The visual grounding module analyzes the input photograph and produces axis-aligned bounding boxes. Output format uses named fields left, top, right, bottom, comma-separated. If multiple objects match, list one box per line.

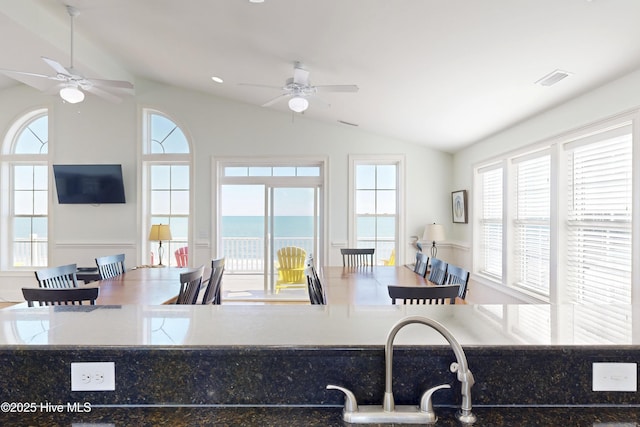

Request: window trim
left=1, top=108, right=49, bottom=270
left=472, top=111, right=637, bottom=306
left=348, top=154, right=405, bottom=265
left=140, top=108, right=194, bottom=267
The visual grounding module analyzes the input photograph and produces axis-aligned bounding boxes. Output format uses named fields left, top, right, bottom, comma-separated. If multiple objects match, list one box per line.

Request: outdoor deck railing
left=221, top=237, right=314, bottom=273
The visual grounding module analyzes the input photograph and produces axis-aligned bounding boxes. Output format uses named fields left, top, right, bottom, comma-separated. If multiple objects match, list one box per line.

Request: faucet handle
left=419, top=384, right=451, bottom=423
left=326, top=384, right=359, bottom=413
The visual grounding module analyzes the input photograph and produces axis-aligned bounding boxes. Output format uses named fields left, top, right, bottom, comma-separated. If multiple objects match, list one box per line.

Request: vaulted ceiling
left=2, top=0, right=640, bottom=152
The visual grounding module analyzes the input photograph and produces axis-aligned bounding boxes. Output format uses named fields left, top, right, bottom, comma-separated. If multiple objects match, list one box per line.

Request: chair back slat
left=22, top=287, right=99, bottom=307
left=202, top=257, right=225, bottom=305
left=414, top=252, right=430, bottom=278
left=388, top=285, right=459, bottom=305
left=176, top=266, right=205, bottom=305
left=95, top=254, right=126, bottom=280
left=428, top=258, right=448, bottom=285
left=305, top=265, right=326, bottom=305
left=35, top=264, right=79, bottom=289
left=341, top=248, right=375, bottom=267
left=445, top=264, right=470, bottom=300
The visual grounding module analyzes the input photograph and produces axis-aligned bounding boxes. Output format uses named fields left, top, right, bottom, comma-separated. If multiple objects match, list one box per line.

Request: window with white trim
left=513, top=152, right=550, bottom=296
left=349, top=156, right=404, bottom=265
left=564, top=125, right=632, bottom=304
left=474, top=118, right=633, bottom=310
left=142, top=110, right=191, bottom=266
left=1, top=109, right=49, bottom=268
left=477, top=165, right=503, bottom=280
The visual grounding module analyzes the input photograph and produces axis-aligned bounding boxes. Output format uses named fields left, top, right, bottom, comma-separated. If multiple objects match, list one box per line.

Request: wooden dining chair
left=387, top=285, right=460, bottom=305
left=341, top=248, right=375, bottom=267
left=176, top=265, right=205, bottom=305
left=22, top=286, right=99, bottom=307
left=427, top=258, right=448, bottom=285
left=202, top=257, right=225, bottom=305
left=414, top=252, right=430, bottom=278
left=95, top=254, right=126, bottom=280
left=34, top=264, right=79, bottom=289
left=445, top=264, right=470, bottom=300
left=305, top=266, right=326, bottom=305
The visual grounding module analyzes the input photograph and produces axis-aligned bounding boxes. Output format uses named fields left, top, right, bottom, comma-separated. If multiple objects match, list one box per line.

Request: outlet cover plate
left=592, top=362, right=637, bottom=392
left=71, top=362, right=115, bottom=391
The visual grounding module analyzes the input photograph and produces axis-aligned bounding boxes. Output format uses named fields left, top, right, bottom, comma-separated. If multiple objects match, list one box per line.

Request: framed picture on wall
left=452, top=190, right=468, bottom=223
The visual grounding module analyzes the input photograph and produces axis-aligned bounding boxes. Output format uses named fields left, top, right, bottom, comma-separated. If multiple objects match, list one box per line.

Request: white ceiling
left=2, top=0, right=640, bottom=152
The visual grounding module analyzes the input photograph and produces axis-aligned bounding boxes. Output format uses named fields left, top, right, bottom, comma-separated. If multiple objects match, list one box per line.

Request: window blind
left=479, top=167, right=503, bottom=279
left=565, top=125, right=632, bottom=344
left=514, top=155, right=550, bottom=296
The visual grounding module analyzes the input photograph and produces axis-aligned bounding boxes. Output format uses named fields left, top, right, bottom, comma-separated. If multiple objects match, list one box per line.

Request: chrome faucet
left=328, top=315, right=476, bottom=424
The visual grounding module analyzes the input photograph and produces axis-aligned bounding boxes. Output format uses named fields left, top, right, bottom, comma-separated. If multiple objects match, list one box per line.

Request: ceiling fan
left=240, top=62, right=358, bottom=113
left=0, top=5, right=133, bottom=104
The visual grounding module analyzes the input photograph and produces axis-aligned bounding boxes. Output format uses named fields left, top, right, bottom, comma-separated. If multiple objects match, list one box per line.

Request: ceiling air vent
left=535, top=69, right=572, bottom=87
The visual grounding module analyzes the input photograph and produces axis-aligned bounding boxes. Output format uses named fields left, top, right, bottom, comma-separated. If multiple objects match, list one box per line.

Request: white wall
left=452, top=67, right=640, bottom=303
left=0, top=78, right=453, bottom=300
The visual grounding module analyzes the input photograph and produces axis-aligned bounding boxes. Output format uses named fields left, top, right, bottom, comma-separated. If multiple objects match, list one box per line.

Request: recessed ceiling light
left=211, top=76, right=224, bottom=83
left=249, top=0, right=265, bottom=3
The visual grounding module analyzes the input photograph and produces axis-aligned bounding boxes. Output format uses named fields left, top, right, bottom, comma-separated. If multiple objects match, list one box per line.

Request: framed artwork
left=452, top=190, right=468, bottom=223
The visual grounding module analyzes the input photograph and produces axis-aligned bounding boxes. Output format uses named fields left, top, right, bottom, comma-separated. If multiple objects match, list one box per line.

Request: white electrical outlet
left=71, top=362, right=115, bottom=391
left=592, top=362, right=637, bottom=392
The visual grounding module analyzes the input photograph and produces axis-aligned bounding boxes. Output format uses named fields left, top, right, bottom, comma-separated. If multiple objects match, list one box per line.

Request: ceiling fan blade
left=293, top=66, right=310, bottom=86
left=83, top=85, right=123, bottom=103
left=238, top=82, right=284, bottom=90
left=314, top=84, right=359, bottom=93
left=0, top=68, right=62, bottom=80
left=308, top=94, right=331, bottom=109
left=87, top=77, right=134, bottom=89
left=41, top=57, right=72, bottom=76
left=261, top=93, right=289, bottom=107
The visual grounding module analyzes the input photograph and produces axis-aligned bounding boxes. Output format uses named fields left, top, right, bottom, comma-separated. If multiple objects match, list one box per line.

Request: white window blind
left=513, top=155, right=550, bottom=296
left=565, top=127, right=632, bottom=306
left=479, top=167, right=503, bottom=279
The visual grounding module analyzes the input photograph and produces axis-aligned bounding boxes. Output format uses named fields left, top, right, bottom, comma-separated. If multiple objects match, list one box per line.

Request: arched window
left=142, top=109, right=191, bottom=266
left=1, top=109, right=49, bottom=268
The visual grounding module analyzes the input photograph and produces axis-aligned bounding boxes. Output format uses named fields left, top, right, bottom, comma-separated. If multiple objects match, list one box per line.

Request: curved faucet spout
left=384, top=316, right=476, bottom=424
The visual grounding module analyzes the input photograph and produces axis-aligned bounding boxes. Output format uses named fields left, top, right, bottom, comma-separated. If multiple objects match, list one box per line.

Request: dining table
left=87, top=266, right=207, bottom=305
left=320, top=265, right=462, bottom=305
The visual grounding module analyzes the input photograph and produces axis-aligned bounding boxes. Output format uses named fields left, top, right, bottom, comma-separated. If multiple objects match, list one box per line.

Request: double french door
left=218, top=162, right=324, bottom=294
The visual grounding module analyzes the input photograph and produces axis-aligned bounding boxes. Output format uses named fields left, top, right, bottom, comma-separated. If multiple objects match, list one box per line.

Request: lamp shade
left=59, top=86, right=85, bottom=103
left=288, top=96, right=309, bottom=113
left=148, top=224, right=172, bottom=241
left=423, top=223, right=445, bottom=243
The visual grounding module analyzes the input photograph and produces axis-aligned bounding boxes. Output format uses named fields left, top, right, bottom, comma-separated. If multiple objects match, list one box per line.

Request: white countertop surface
left=1, top=303, right=635, bottom=347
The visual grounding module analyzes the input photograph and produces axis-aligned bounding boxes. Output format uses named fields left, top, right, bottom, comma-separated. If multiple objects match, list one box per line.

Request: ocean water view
left=221, top=215, right=395, bottom=238
left=221, top=216, right=314, bottom=237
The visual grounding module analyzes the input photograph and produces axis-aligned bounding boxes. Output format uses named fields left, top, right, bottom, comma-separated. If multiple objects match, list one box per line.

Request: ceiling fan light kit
left=288, top=96, right=309, bottom=112
left=0, top=4, right=133, bottom=104
left=240, top=61, right=358, bottom=113
left=59, top=85, right=85, bottom=103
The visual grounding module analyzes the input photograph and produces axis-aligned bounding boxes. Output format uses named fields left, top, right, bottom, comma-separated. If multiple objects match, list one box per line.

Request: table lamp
left=148, top=224, right=172, bottom=266
left=423, top=223, right=445, bottom=258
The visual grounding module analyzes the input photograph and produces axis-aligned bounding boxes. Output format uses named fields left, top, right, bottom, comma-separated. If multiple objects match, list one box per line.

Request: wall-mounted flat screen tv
left=53, top=164, right=126, bottom=204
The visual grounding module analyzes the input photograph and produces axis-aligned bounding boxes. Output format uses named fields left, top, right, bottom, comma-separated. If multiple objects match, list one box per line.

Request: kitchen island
left=0, top=304, right=638, bottom=425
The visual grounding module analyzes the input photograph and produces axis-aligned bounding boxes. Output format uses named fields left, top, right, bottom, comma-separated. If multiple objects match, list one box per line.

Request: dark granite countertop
left=1, top=405, right=639, bottom=426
